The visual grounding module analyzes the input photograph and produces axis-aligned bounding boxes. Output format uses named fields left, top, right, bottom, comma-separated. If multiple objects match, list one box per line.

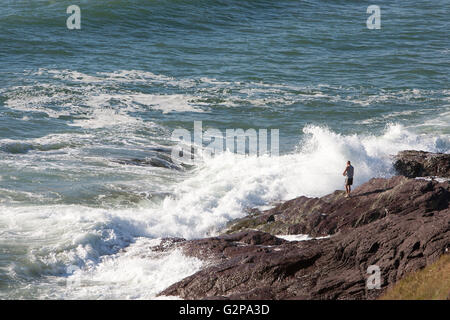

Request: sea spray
left=1, top=123, right=448, bottom=298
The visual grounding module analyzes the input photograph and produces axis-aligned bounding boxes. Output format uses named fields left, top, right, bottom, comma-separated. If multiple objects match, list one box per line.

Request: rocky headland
left=156, top=151, right=450, bottom=299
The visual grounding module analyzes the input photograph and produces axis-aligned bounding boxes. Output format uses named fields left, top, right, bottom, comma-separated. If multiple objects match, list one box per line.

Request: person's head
left=347, top=161, right=351, bottom=166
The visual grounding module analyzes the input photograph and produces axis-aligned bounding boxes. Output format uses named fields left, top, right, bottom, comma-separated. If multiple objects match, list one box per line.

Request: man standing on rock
left=343, top=161, right=354, bottom=197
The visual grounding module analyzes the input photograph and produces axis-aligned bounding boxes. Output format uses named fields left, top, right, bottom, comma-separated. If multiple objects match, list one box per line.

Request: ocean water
left=0, top=0, right=449, bottom=299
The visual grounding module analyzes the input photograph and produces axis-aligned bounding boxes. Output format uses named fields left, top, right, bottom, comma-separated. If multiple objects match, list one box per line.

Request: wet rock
left=393, top=150, right=450, bottom=178
left=114, top=156, right=185, bottom=170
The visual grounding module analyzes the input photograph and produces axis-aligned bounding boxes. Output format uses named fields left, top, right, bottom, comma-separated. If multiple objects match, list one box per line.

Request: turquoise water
left=0, top=0, right=449, bottom=299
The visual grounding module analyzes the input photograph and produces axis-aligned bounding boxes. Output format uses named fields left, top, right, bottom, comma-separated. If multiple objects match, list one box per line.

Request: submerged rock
left=113, top=154, right=188, bottom=171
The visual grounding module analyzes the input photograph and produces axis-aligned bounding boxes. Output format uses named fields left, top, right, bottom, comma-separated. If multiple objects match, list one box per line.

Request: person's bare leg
left=348, top=185, right=351, bottom=197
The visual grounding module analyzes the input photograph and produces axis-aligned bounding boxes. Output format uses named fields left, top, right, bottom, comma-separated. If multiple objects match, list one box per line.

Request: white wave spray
left=1, top=123, right=448, bottom=299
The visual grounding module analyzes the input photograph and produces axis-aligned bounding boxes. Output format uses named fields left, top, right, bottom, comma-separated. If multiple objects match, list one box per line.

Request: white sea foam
left=160, top=123, right=448, bottom=232
left=3, top=86, right=205, bottom=124
left=415, top=177, right=450, bottom=182
left=0, top=205, right=203, bottom=299
left=5, top=70, right=449, bottom=125
left=414, top=107, right=450, bottom=130
left=2, top=70, right=211, bottom=127
left=1, top=123, right=448, bottom=299
left=46, top=241, right=203, bottom=300
left=276, top=234, right=331, bottom=242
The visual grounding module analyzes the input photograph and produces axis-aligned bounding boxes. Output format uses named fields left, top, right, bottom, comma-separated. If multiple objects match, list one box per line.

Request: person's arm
left=343, top=167, right=347, bottom=176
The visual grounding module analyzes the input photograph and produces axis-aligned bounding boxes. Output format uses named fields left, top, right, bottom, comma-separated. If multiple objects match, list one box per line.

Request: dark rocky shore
left=157, top=151, right=450, bottom=300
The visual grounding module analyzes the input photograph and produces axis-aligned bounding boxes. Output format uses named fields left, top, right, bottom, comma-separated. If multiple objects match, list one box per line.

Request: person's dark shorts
left=345, top=178, right=353, bottom=186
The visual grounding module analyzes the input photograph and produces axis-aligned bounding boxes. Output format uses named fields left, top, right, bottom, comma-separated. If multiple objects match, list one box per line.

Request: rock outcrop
left=394, top=150, right=450, bottom=178
left=226, top=176, right=449, bottom=237
left=156, top=151, right=450, bottom=300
